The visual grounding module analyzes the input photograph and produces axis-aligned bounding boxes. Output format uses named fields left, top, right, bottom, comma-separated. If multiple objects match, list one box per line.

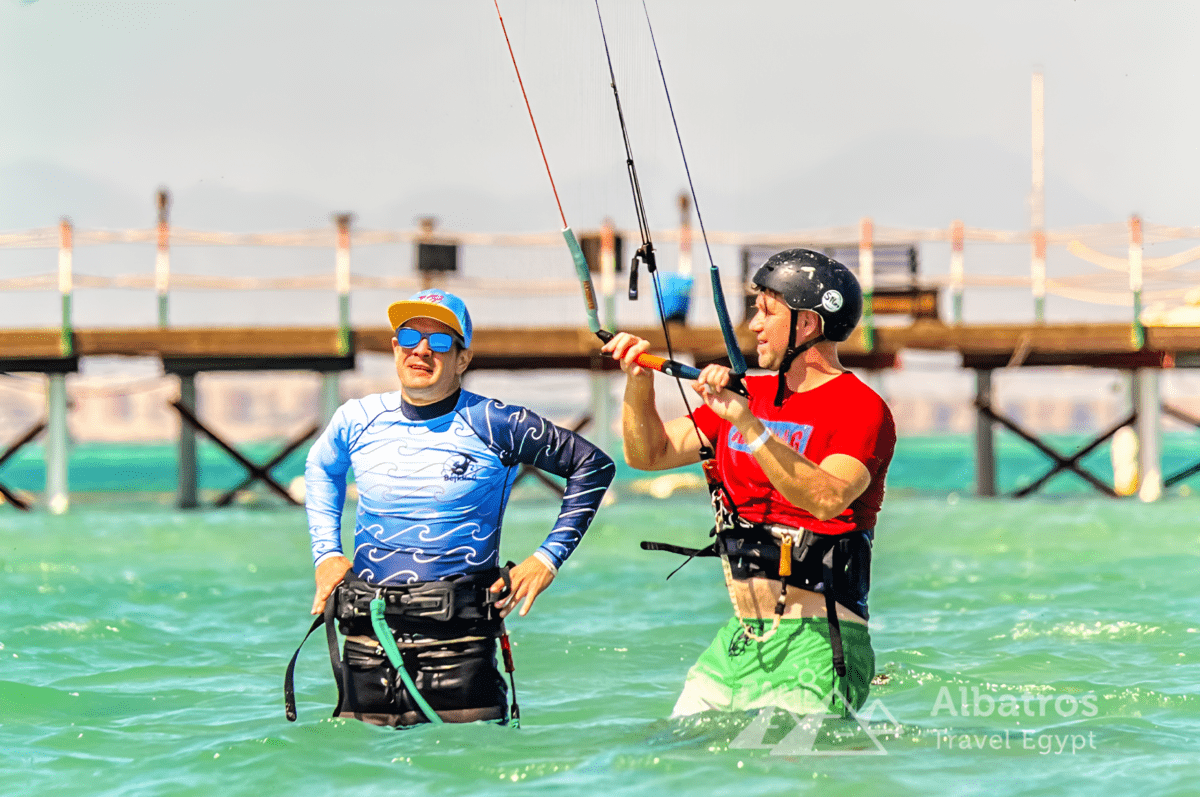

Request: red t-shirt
left=692, top=372, right=896, bottom=535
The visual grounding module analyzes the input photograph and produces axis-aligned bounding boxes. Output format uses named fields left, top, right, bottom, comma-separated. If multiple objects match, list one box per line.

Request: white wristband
left=532, top=550, right=559, bottom=575
left=744, top=427, right=772, bottom=453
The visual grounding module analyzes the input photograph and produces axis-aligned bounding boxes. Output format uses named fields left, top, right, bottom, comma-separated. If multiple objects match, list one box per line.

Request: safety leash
left=491, top=562, right=522, bottom=728
left=369, top=592, right=445, bottom=725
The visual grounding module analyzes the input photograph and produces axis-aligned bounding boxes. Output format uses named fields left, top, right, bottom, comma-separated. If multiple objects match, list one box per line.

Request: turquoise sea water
left=2, top=441, right=1200, bottom=795
left=2, top=431, right=1199, bottom=497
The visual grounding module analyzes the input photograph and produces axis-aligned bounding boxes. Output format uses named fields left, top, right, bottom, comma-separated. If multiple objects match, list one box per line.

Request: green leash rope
left=369, top=595, right=444, bottom=725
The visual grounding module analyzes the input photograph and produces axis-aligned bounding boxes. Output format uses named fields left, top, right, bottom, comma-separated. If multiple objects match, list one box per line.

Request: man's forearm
left=732, top=416, right=863, bottom=521
left=620, top=376, right=670, bottom=470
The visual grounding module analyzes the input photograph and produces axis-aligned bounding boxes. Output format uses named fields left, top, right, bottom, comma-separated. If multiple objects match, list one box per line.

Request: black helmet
left=751, top=249, right=862, bottom=342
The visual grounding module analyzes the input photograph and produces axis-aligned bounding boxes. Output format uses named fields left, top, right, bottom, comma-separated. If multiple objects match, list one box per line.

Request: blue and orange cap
left=386, top=289, right=473, bottom=349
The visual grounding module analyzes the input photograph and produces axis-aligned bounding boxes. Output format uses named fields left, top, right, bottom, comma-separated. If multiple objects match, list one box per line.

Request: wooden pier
left=2, top=189, right=1198, bottom=509
left=2, top=319, right=1199, bottom=511
left=6, top=318, right=1194, bottom=370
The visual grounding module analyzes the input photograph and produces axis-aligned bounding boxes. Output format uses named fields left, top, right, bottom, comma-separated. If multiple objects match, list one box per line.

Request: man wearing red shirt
left=603, top=249, right=895, bottom=716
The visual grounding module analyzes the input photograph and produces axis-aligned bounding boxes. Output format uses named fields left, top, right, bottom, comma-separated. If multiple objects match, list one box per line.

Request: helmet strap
left=773, top=309, right=825, bottom=407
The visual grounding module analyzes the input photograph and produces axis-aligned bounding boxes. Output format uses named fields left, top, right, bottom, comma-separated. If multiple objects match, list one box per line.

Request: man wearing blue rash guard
left=302, top=289, right=615, bottom=726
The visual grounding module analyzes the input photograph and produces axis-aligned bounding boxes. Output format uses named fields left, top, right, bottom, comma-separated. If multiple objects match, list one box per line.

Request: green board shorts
left=672, top=616, right=874, bottom=717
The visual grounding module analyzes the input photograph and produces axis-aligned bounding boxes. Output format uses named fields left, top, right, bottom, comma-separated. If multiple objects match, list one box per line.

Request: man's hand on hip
left=312, top=555, right=353, bottom=615
left=489, top=555, right=556, bottom=619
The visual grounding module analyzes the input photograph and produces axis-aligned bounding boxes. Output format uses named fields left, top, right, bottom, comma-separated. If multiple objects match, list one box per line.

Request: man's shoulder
left=828, top=373, right=895, bottom=436
left=348, top=390, right=402, bottom=410
left=332, top=392, right=402, bottom=424
left=458, top=390, right=530, bottom=418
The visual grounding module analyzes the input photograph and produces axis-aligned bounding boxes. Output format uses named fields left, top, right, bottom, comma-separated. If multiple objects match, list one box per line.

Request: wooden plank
left=75, top=327, right=344, bottom=357
left=0, top=321, right=1193, bottom=373
left=961, top=351, right=1169, bottom=370
left=866, top=322, right=1193, bottom=356
left=872, top=288, right=940, bottom=319
left=946, top=323, right=1141, bottom=354
left=1146, top=326, right=1200, bottom=351
left=355, top=324, right=759, bottom=361
left=0, top=329, right=66, bottom=359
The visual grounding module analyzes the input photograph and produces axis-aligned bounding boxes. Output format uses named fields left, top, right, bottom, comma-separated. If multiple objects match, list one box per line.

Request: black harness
left=641, top=524, right=870, bottom=678
left=642, top=462, right=872, bottom=678
left=284, top=566, right=519, bottom=724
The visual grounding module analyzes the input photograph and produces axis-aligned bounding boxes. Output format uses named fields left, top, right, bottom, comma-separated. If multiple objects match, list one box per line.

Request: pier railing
left=3, top=202, right=1200, bottom=356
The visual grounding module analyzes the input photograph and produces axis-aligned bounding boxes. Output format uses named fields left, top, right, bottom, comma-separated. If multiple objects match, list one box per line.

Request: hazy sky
left=3, top=0, right=1198, bottom=234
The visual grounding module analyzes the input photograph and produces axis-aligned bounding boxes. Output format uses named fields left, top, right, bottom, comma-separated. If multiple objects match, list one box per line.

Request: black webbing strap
left=821, top=545, right=847, bottom=678
left=498, top=563, right=513, bottom=600
left=645, top=510, right=856, bottom=682
left=284, top=614, right=323, bottom=722
left=773, top=315, right=825, bottom=408
left=283, top=591, right=345, bottom=722
left=640, top=539, right=719, bottom=580
left=774, top=309, right=800, bottom=406
left=325, top=591, right=346, bottom=717
left=639, top=540, right=717, bottom=558
left=492, top=562, right=521, bottom=726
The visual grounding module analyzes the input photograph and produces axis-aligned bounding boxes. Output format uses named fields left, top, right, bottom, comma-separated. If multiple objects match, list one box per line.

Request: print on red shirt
left=692, top=373, right=896, bottom=536
left=729, top=422, right=813, bottom=455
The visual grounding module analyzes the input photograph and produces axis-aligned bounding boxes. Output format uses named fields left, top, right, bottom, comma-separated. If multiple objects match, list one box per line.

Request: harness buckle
left=387, top=583, right=455, bottom=622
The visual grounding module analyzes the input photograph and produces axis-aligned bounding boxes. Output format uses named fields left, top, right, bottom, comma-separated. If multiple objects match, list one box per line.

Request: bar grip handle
left=592, top=331, right=746, bottom=395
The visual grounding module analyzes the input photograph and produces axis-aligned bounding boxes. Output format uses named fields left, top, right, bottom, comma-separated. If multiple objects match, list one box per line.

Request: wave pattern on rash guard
left=305, top=390, right=614, bottom=584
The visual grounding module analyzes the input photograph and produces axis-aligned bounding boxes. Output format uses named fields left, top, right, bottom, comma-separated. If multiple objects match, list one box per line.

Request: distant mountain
left=168, top=184, right=335, bottom=232
left=0, top=161, right=147, bottom=230
left=2, top=133, right=1119, bottom=236
left=700, top=133, right=1117, bottom=232
left=366, top=184, right=551, bottom=233
left=0, top=162, right=347, bottom=233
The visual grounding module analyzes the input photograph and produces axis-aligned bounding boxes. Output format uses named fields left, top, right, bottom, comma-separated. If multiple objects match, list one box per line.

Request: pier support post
left=177, top=374, right=199, bottom=509
left=1135, top=367, right=1162, bottom=502
left=319, top=372, right=341, bottom=427
left=45, top=374, right=69, bottom=514
left=858, top=217, right=876, bottom=351
left=974, top=369, right=996, bottom=497
left=156, top=189, right=171, bottom=328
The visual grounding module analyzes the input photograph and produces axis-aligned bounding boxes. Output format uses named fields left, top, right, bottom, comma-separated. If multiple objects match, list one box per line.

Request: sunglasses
left=396, top=327, right=461, bottom=353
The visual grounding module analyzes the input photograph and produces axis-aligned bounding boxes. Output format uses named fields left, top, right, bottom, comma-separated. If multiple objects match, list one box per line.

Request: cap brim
left=387, top=301, right=466, bottom=339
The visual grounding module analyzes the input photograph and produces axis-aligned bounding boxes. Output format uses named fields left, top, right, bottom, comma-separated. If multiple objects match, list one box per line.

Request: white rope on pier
left=2, top=220, right=1197, bottom=313
left=1144, top=223, right=1200, bottom=243
left=0, top=274, right=58, bottom=290
left=73, top=230, right=156, bottom=245
left=7, top=219, right=1200, bottom=251
left=1068, top=240, right=1200, bottom=274
left=1046, top=283, right=1196, bottom=306
left=0, top=271, right=587, bottom=294
left=0, top=229, right=59, bottom=248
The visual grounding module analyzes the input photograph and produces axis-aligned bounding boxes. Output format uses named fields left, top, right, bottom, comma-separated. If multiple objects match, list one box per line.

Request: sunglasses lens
left=427, top=333, right=454, bottom=353
left=397, top=328, right=456, bottom=352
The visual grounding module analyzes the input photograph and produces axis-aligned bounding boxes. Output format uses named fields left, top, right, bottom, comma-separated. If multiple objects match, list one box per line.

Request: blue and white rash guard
left=305, top=389, right=615, bottom=585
